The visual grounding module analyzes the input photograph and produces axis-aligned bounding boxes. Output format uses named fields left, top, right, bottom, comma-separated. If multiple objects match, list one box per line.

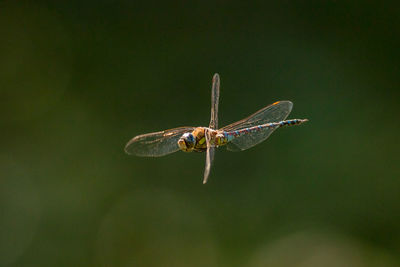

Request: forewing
left=124, top=127, right=194, bottom=157
left=209, top=73, right=220, bottom=130
left=222, top=101, right=293, bottom=151
left=203, top=130, right=215, bottom=184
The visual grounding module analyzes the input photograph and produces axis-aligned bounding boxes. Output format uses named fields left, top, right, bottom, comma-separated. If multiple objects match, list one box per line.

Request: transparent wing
left=209, top=73, right=220, bottom=130
left=204, top=73, right=219, bottom=183
left=203, top=129, right=215, bottom=184
left=124, top=127, right=194, bottom=157
left=222, top=101, right=293, bottom=151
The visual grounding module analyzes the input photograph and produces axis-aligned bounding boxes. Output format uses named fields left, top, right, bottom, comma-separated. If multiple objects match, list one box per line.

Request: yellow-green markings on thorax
left=192, top=128, right=207, bottom=151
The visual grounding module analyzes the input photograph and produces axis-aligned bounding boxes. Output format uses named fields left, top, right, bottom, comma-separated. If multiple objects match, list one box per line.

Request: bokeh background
left=1, top=1, right=399, bottom=266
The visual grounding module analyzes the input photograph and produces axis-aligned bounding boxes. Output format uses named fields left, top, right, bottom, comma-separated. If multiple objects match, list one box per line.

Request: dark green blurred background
left=1, top=1, right=399, bottom=266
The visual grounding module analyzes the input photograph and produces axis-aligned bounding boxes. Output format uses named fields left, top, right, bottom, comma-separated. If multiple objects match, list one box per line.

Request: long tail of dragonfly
left=225, top=119, right=308, bottom=140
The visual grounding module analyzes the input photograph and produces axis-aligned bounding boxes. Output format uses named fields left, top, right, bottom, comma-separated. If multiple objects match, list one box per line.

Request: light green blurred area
left=1, top=1, right=399, bottom=266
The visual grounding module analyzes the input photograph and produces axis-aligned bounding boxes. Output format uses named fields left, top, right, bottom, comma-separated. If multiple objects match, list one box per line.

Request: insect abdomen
left=225, top=119, right=308, bottom=139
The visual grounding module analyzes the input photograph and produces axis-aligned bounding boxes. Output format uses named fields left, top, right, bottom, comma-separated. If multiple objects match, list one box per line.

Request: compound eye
left=183, top=133, right=192, bottom=142
left=188, top=133, right=195, bottom=142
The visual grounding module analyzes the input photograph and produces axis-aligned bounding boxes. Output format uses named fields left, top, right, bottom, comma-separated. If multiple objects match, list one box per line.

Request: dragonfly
left=125, top=73, right=308, bottom=184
